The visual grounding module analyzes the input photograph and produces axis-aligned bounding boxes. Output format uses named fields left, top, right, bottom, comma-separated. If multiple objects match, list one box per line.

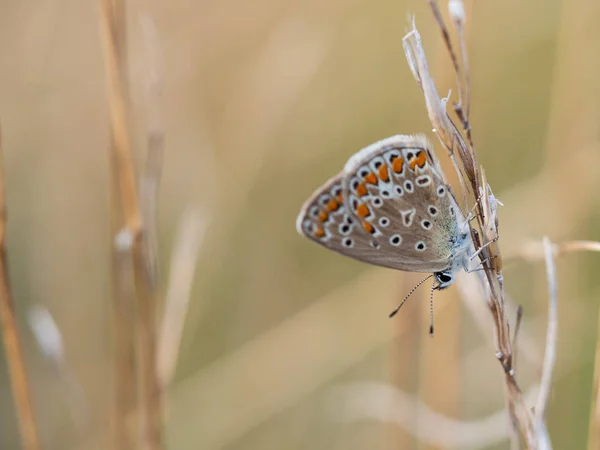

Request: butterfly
left=296, top=134, right=473, bottom=330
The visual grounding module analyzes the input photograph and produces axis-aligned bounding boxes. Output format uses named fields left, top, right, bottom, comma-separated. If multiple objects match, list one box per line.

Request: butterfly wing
left=297, top=135, right=466, bottom=273
left=296, top=173, right=382, bottom=263
left=340, top=134, right=465, bottom=272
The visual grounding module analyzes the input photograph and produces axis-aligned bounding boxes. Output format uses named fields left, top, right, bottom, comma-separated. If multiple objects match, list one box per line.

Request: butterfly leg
left=469, top=236, right=499, bottom=261
left=467, top=254, right=499, bottom=272
left=460, top=192, right=484, bottom=234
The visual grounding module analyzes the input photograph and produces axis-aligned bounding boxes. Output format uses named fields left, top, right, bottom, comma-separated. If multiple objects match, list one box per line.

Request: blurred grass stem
left=0, top=124, right=40, bottom=450
left=158, top=208, right=206, bottom=387
left=535, top=238, right=558, bottom=436
left=99, top=1, right=164, bottom=448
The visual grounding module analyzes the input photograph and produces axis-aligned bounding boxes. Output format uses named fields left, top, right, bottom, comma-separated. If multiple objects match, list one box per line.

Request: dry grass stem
left=535, top=238, right=558, bottom=429
left=99, top=0, right=141, bottom=232
left=0, top=124, right=40, bottom=450
left=448, top=0, right=471, bottom=121
left=101, top=0, right=139, bottom=446
left=589, top=295, right=600, bottom=449
left=99, top=1, right=164, bottom=448
left=158, top=208, right=207, bottom=387
left=427, top=0, right=467, bottom=123
left=111, top=222, right=138, bottom=449
left=140, top=15, right=164, bottom=288
left=514, top=240, right=600, bottom=264
left=513, top=305, right=525, bottom=372
left=403, top=4, right=552, bottom=446
left=332, top=382, right=539, bottom=449
left=457, top=273, right=542, bottom=368
left=582, top=245, right=600, bottom=448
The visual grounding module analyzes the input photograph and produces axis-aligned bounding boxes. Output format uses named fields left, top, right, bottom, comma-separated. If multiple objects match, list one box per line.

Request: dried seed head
left=448, top=0, right=465, bottom=25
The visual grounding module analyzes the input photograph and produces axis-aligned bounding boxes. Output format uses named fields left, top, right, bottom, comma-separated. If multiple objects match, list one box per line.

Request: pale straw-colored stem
left=332, top=381, right=539, bottom=450
left=534, top=237, right=558, bottom=444
left=99, top=1, right=163, bottom=448
left=158, top=208, right=207, bottom=387
left=0, top=123, right=40, bottom=450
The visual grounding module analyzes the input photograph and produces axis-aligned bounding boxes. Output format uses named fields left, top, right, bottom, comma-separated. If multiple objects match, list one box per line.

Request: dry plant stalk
left=158, top=208, right=206, bottom=388
left=334, top=381, right=540, bottom=449
left=403, top=2, right=558, bottom=447
left=535, top=237, right=558, bottom=446
left=0, top=125, right=40, bottom=450
left=99, top=1, right=164, bottom=449
left=590, top=293, right=600, bottom=449
left=511, top=239, right=600, bottom=263
left=140, top=15, right=164, bottom=289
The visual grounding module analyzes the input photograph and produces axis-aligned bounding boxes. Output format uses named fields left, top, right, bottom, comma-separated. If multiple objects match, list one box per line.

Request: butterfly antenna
left=389, top=274, right=433, bottom=318
left=429, top=278, right=436, bottom=337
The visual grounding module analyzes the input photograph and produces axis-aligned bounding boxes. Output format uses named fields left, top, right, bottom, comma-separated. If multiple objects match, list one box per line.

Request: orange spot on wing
left=318, top=210, right=329, bottom=222
left=337, top=194, right=344, bottom=204
left=326, top=199, right=339, bottom=211
left=356, top=203, right=370, bottom=218
left=392, top=157, right=404, bottom=173
left=356, top=183, right=368, bottom=197
left=410, top=151, right=427, bottom=170
left=378, top=164, right=389, bottom=182
left=364, top=172, right=378, bottom=185
left=363, top=221, right=375, bottom=234
left=314, top=226, right=325, bottom=238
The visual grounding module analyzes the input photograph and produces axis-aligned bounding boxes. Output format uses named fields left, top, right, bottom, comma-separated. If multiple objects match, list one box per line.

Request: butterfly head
left=433, top=271, right=454, bottom=290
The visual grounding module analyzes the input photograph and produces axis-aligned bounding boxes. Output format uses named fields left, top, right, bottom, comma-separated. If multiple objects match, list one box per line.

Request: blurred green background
left=1, top=0, right=600, bottom=448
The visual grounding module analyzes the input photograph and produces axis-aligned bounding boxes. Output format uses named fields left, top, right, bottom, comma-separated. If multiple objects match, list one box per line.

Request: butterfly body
left=297, top=134, right=472, bottom=290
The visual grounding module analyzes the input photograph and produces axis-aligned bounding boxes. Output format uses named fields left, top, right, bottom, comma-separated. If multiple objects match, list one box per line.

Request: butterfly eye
left=437, top=272, right=453, bottom=284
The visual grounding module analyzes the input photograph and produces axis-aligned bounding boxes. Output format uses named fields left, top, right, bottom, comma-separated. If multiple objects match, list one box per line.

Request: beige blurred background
left=1, top=0, right=599, bottom=449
